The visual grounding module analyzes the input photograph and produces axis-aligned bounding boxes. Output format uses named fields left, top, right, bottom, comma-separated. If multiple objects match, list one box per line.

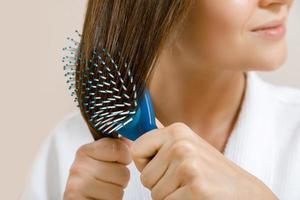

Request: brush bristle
left=62, top=30, right=81, bottom=106
left=62, top=30, right=138, bottom=139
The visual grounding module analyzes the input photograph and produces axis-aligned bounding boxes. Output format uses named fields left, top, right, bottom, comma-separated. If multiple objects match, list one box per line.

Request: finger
left=82, top=138, right=132, bottom=165
left=130, top=129, right=166, bottom=172
left=151, top=161, right=181, bottom=200
left=70, top=173, right=124, bottom=200
left=164, top=185, right=192, bottom=200
left=64, top=193, right=94, bottom=200
left=139, top=143, right=170, bottom=189
left=80, top=156, right=130, bottom=188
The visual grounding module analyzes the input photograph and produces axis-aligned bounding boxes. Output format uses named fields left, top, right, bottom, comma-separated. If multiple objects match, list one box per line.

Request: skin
left=148, top=0, right=293, bottom=151
left=64, top=137, right=133, bottom=200
left=64, top=0, right=294, bottom=199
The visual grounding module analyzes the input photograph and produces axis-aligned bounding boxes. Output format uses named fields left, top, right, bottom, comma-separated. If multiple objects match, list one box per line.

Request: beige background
left=0, top=0, right=298, bottom=199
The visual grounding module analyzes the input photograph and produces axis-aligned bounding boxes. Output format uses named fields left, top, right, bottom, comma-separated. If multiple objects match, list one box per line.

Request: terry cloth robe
left=20, top=71, right=300, bottom=200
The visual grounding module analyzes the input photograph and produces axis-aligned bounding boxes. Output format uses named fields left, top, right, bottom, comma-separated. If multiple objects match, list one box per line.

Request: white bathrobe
left=20, top=71, right=300, bottom=200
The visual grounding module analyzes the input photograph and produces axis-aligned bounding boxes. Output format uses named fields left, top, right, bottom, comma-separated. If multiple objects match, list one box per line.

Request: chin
left=246, top=41, right=288, bottom=71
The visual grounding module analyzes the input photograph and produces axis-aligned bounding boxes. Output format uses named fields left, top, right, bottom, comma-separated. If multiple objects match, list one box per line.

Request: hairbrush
left=62, top=30, right=157, bottom=141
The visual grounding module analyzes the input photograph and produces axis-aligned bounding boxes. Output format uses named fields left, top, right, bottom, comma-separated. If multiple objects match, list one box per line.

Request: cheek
left=182, top=0, right=255, bottom=68
left=178, top=0, right=287, bottom=71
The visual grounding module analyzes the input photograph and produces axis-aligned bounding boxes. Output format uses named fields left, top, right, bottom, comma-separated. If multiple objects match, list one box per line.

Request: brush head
left=62, top=30, right=139, bottom=140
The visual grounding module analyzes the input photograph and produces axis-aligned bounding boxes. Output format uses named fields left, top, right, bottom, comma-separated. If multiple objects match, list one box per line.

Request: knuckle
left=124, top=167, right=131, bottom=181
left=108, top=186, right=124, bottom=200
left=69, top=163, right=82, bottom=177
left=75, top=144, right=90, bottom=157
left=188, top=178, right=206, bottom=197
left=178, top=159, right=200, bottom=179
left=63, top=192, right=79, bottom=200
left=170, top=140, right=194, bottom=158
left=167, top=122, right=191, bottom=139
left=65, top=177, right=84, bottom=194
left=114, top=189, right=124, bottom=200
left=119, top=167, right=131, bottom=187
left=151, top=187, right=162, bottom=200
left=171, top=122, right=189, bottom=133
left=95, top=138, right=116, bottom=150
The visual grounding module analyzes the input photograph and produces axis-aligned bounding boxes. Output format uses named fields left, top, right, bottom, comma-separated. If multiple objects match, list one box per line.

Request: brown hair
left=76, top=0, right=193, bottom=139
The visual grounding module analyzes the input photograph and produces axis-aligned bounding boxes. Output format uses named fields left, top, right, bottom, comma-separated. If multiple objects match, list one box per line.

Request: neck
left=147, top=48, right=246, bottom=152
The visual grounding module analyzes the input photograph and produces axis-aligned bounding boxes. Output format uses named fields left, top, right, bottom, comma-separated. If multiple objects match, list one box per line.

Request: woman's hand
left=130, top=120, right=278, bottom=200
left=64, top=137, right=133, bottom=200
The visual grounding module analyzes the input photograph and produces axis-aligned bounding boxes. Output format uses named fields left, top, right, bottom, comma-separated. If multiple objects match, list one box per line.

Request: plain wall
left=0, top=0, right=86, bottom=199
left=0, top=1, right=298, bottom=199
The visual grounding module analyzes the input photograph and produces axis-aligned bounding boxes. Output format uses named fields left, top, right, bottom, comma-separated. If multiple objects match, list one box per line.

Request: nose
left=259, top=0, right=293, bottom=8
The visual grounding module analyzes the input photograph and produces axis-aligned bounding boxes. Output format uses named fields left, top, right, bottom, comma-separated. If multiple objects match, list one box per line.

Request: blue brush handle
left=117, top=88, right=157, bottom=140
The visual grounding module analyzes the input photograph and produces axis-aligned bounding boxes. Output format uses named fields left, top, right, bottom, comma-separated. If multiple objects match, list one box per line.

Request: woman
left=21, top=0, right=300, bottom=199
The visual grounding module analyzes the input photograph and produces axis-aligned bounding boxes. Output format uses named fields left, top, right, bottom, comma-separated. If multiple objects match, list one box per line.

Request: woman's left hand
left=130, top=120, right=278, bottom=200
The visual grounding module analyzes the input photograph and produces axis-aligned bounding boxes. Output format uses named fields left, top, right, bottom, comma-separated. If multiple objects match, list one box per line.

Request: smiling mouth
left=250, top=19, right=286, bottom=40
left=251, top=19, right=285, bottom=31
left=251, top=25, right=286, bottom=40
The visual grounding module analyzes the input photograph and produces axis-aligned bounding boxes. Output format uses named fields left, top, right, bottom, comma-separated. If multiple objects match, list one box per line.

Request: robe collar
left=224, top=71, right=277, bottom=187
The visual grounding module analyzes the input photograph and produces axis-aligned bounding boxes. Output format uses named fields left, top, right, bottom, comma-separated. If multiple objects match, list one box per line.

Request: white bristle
left=63, top=31, right=139, bottom=138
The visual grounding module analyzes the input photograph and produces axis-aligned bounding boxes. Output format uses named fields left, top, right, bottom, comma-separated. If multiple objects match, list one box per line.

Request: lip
left=250, top=18, right=286, bottom=40
left=251, top=19, right=285, bottom=31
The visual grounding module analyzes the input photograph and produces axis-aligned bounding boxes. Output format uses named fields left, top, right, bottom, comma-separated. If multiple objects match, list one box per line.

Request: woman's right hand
left=63, top=137, right=133, bottom=200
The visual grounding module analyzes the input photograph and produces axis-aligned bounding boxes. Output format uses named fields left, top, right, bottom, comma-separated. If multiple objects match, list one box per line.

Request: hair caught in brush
left=75, top=0, right=193, bottom=140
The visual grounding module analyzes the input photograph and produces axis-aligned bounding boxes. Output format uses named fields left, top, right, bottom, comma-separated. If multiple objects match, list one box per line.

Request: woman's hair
left=76, top=0, right=193, bottom=138
left=77, top=0, right=192, bottom=97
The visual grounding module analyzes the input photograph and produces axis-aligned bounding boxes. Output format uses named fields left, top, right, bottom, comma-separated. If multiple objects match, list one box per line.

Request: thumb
left=155, top=118, right=165, bottom=129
